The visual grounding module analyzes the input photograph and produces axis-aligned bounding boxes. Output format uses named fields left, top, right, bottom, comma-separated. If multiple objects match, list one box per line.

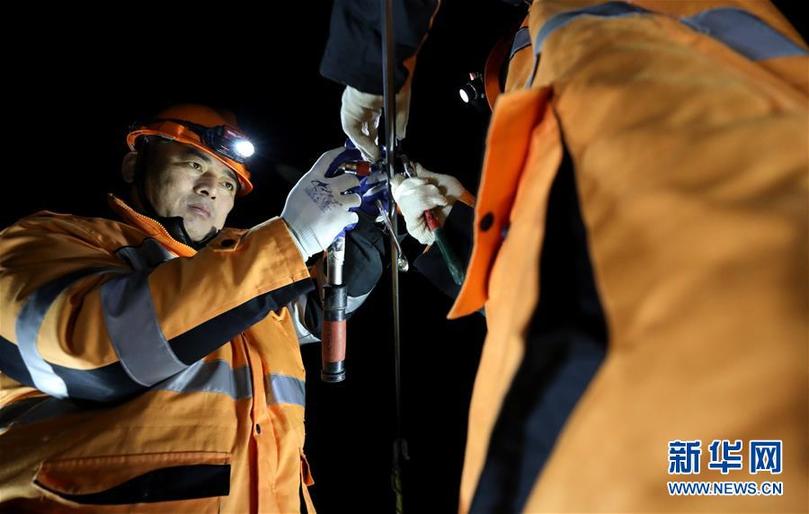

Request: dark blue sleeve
left=320, top=0, right=438, bottom=94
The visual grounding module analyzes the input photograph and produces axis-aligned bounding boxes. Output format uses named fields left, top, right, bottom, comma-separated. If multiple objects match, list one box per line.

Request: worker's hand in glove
left=390, top=163, right=468, bottom=246
left=282, top=148, right=362, bottom=260
left=340, top=85, right=411, bottom=162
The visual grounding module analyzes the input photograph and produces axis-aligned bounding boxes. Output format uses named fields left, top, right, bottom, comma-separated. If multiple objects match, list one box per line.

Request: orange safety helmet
left=127, top=104, right=255, bottom=195
left=482, top=33, right=512, bottom=111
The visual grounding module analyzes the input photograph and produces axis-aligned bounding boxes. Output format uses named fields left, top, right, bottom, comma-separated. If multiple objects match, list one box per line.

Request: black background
left=4, top=2, right=805, bottom=513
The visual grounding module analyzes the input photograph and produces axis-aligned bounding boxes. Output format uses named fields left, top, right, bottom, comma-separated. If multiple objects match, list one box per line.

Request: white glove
left=390, top=163, right=467, bottom=246
left=340, top=86, right=411, bottom=161
left=282, top=148, right=361, bottom=259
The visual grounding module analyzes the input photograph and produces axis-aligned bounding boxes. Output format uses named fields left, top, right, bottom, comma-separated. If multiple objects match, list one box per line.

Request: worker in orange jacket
left=323, top=0, right=808, bottom=512
left=0, top=104, right=386, bottom=513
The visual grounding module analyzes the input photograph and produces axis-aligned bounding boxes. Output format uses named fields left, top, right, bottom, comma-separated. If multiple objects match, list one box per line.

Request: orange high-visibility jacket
left=453, top=1, right=808, bottom=512
left=0, top=195, right=318, bottom=513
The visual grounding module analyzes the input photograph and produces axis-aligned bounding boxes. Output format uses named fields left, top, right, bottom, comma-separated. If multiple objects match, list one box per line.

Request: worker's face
left=145, top=142, right=238, bottom=241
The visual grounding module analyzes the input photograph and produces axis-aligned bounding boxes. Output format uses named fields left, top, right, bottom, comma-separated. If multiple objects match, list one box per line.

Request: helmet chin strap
left=132, top=144, right=220, bottom=250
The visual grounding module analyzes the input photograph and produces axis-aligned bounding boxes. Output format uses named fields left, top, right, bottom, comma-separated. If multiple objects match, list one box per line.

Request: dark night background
left=4, top=2, right=805, bottom=513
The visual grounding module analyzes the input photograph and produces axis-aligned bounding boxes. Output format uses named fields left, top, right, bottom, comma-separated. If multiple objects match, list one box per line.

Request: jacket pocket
left=33, top=451, right=230, bottom=509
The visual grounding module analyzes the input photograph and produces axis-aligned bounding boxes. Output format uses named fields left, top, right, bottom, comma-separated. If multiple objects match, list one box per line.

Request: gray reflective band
left=533, top=1, right=647, bottom=56
left=527, top=2, right=807, bottom=87
left=266, top=374, right=306, bottom=407
left=509, top=27, right=531, bottom=60
left=0, top=361, right=254, bottom=429
left=101, top=270, right=186, bottom=386
left=157, top=359, right=253, bottom=400
left=681, top=8, right=808, bottom=61
left=115, top=239, right=174, bottom=271
left=155, top=363, right=304, bottom=406
left=16, top=268, right=111, bottom=398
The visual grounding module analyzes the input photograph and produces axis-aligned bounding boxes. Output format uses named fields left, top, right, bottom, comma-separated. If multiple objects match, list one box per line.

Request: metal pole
left=381, top=1, right=408, bottom=512
left=381, top=0, right=400, bottom=434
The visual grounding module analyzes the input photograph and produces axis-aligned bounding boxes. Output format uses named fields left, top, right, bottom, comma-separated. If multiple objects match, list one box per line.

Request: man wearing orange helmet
left=0, top=104, right=386, bottom=513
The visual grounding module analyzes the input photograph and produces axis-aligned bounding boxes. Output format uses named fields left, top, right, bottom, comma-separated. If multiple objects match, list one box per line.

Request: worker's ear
left=121, top=152, right=138, bottom=184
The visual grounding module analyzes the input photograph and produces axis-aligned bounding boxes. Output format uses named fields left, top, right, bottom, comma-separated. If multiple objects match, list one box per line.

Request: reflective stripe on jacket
left=0, top=194, right=316, bottom=513
left=454, top=1, right=808, bottom=512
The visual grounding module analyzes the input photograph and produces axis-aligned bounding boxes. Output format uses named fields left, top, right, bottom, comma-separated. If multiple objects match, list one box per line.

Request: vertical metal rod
left=381, top=0, right=402, bottom=437
left=381, top=1, right=406, bottom=513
